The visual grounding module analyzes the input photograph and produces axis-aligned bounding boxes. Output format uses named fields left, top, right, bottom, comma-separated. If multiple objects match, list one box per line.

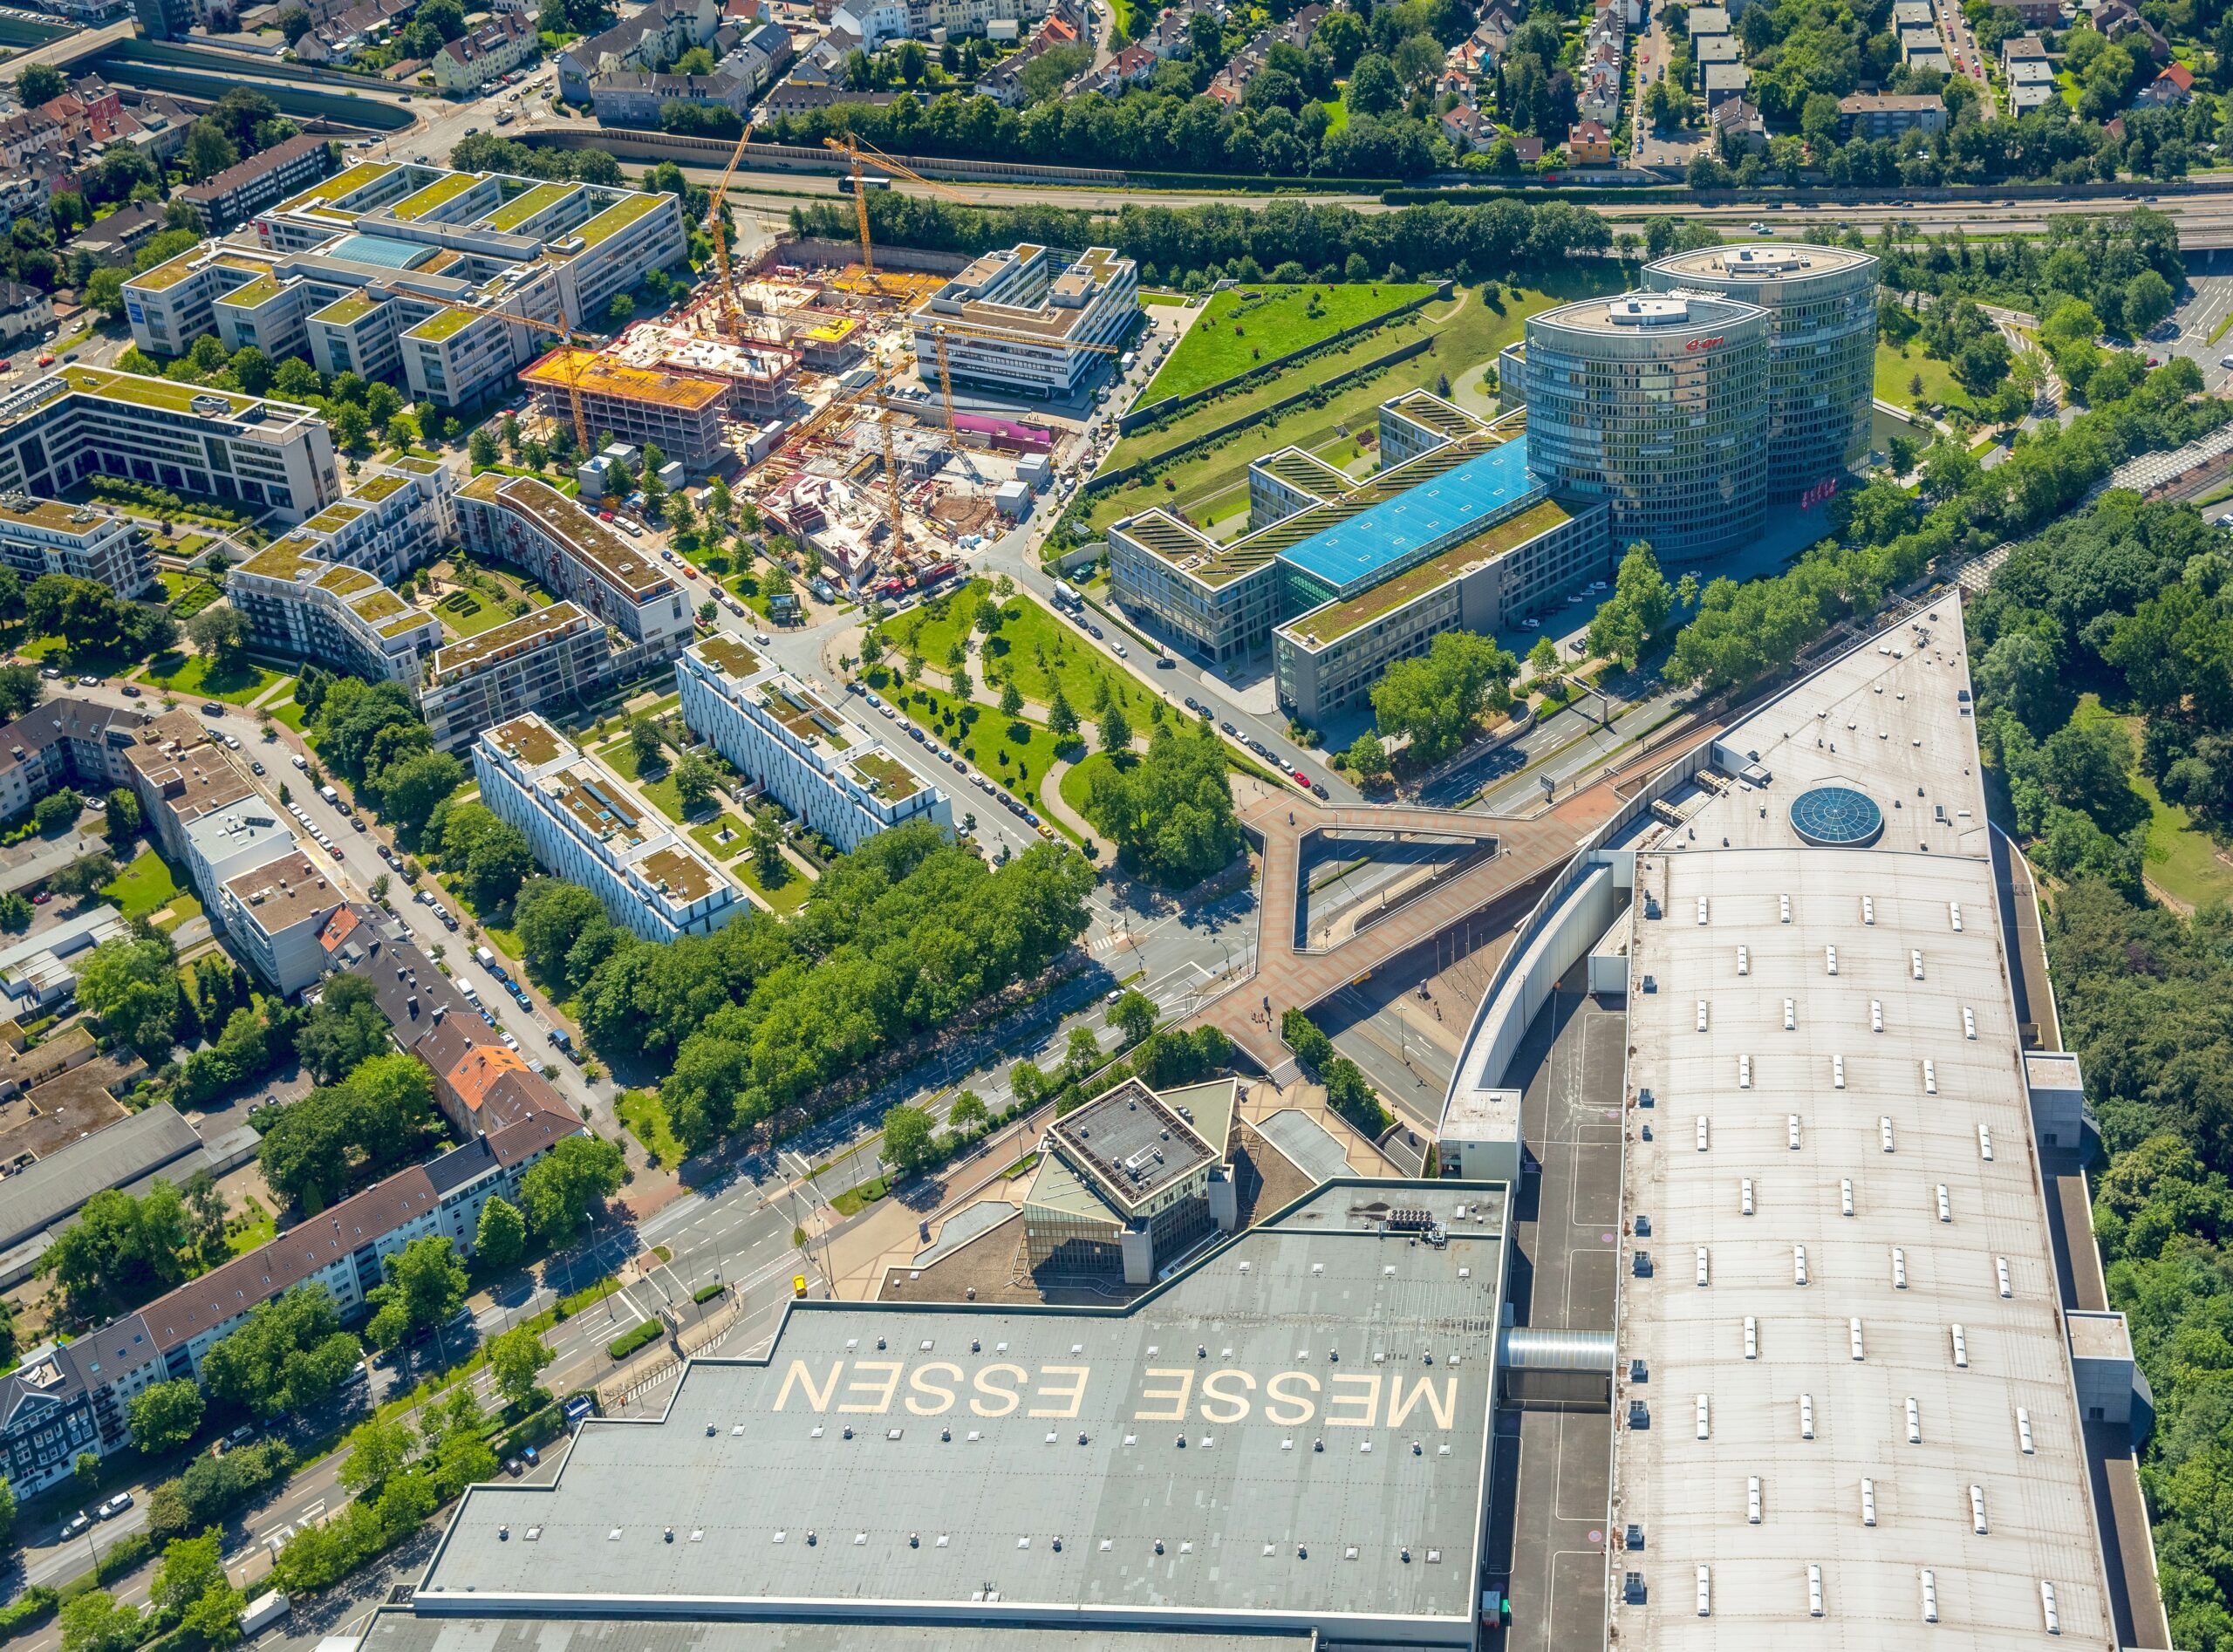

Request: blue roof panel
left=1278, top=435, right=1542, bottom=592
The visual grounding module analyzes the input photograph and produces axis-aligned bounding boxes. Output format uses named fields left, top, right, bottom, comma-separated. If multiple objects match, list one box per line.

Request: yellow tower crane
left=434, top=300, right=596, bottom=457
left=702, top=120, right=756, bottom=338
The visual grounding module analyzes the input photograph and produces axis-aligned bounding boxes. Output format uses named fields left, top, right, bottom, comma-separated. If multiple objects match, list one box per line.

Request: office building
left=674, top=633, right=952, bottom=851
left=420, top=602, right=615, bottom=752
left=1021, top=1075, right=1239, bottom=1283
left=1518, top=291, right=1769, bottom=557
left=471, top=713, right=746, bottom=941
left=909, top=242, right=1140, bottom=398
left=1438, top=612, right=2161, bottom=1649
left=0, top=495, right=155, bottom=597
left=454, top=472, right=693, bottom=658
left=122, top=162, right=687, bottom=406
left=518, top=349, right=733, bottom=468
left=1642, top=242, right=1879, bottom=497
left=0, top=367, right=339, bottom=523
left=1110, top=399, right=1608, bottom=691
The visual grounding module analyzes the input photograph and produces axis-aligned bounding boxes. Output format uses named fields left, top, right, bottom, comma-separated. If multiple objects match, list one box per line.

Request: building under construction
left=519, top=349, right=731, bottom=469
left=610, top=324, right=801, bottom=420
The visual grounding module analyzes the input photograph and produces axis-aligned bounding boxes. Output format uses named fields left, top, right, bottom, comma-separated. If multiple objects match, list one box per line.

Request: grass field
left=1874, top=339, right=1974, bottom=415
left=270, top=696, right=308, bottom=732
left=878, top=677, right=1074, bottom=827
left=139, top=651, right=284, bottom=706
left=880, top=580, right=1157, bottom=723
left=687, top=813, right=750, bottom=861
left=617, top=1088, right=686, bottom=1168
left=737, top=851, right=808, bottom=915
left=435, top=583, right=550, bottom=641
left=1090, top=273, right=1619, bottom=540
left=2072, top=697, right=2233, bottom=909
left=1060, top=749, right=1126, bottom=822
left=101, top=849, right=188, bottom=921
left=1137, top=282, right=1434, bottom=406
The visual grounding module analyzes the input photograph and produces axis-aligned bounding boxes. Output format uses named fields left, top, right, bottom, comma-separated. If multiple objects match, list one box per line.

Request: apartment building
left=229, top=535, right=443, bottom=687
left=909, top=242, right=1140, bottom=399
left=472, top=713, right=745, bottom=940
left=0, top=699, right=147, bottom=827
left=0, top=495, right=156, bottom=596
left=519, top=349, right=731, bottom=468
left=1838, top=90, right=1947, bottom=137
left=454, top=472, right=693, bottom=656
left=176, top=133, right=331, bottom=231
left=0, top=368, right=339, bottom=523
left=420, top=602, right=615, bottom=752
left=555, top=0, right=721, bottom=103
left=432, top=13, right=541, bottom=92
left=675, top=634, right=952, bottom=852
left=216, top=851, right=345, bottom=996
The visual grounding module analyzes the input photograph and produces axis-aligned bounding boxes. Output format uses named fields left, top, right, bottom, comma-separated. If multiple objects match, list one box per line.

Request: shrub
left=607, top=1321, right=664, bottom=1360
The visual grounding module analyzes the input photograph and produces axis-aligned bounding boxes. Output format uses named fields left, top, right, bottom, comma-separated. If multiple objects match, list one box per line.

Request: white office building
left=909, top=243, right=1140, bottom=399
left=675, top=634, right=952, bottom=852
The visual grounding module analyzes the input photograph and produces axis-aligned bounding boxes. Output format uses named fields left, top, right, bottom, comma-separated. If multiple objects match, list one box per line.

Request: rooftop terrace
left=562, top=190, right=666, bottom=253
left=274, top=159, right=398, bottom=216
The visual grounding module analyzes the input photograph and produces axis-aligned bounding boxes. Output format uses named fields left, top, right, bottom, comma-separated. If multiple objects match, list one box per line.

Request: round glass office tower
left=1642, top=242, right=1879, bottom=500
left=1522, top=292, right=1769, bottom=560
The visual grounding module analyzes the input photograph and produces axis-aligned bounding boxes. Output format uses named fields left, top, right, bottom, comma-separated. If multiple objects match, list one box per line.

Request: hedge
left=607, top=1321, right=664, bottom=1360
left=691, top=1281, right=726, bottom=1305
left=499, top=1401, right=563, bottom=1457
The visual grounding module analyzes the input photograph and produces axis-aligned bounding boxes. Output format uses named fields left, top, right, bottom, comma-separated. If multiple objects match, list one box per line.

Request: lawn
left=1092, top=273, right=1619, bottom=538
left=1060, top=749, right=1128, bottom=822
left=270, top=696, right=308, bottom=732
left=616, top=1088, right=686, bottom=1168
left=1874, top=338, right=1974, bottom=416
left=1137, top=281, right=1435, bottom=406
left=169, top=580, right=223, bottom=621
left=1142, top=290, right=1192, bottom=308
left=738, top=852, right=809, bottom=915
left=139, top=651, right=285, bottom=706
left=880, top=579, right=1157, bottom=725
left=101, top=849, right=189, bottom=921
left=434, top=584, right=549, bottom=641
left=877, top=677, right=1075, bottom=823
left=687, top=813, right=750, bottom=860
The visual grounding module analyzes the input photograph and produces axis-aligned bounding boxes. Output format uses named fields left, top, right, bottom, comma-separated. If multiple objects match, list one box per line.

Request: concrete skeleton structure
left=471, top=712, right=748, bottom=940
left=122, top=162, right=687, bottom=409
left=675, top=632, right=953, bottom=852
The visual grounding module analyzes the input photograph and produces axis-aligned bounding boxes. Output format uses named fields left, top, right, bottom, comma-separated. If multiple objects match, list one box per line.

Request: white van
left=475, top=945, right=497, bottom=969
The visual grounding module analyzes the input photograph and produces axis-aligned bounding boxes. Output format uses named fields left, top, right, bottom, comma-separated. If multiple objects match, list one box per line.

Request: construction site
left=505, top=130, right=1132, bottom=607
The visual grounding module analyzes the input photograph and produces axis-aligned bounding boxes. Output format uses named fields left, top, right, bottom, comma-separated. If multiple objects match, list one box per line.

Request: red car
left=30, top=891, right=50, bottom=905
left=1293, top=768, right=1311, bottom=786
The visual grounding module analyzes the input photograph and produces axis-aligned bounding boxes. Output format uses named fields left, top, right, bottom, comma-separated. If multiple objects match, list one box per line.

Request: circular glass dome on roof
left=1790, top=786, right=1884, bottom=848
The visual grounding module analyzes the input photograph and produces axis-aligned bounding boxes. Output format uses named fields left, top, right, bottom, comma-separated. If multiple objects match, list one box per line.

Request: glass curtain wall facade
left=1521, top=293, right=1771, bottom=559
left=1642, top=243, right=1880, bottom=499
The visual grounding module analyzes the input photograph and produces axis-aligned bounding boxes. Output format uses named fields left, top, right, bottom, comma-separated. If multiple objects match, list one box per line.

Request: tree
left=1046, top=686, right=1080, bottom=740
left=1108, top=988, right=1156, bottom=1045
left=16, top=63, right=64, bottom=105
left=468, top=428, right=501, bottom=468
left=201, top=1286, right=363, bottom=1418
left=257, top=1053, right=438, bottom=1212
left=629, top=714, right=666, bottom=773
left=182, top=121, right=239, bottom=183
left=338, top=1414, right=413, bottom=1497
left=127, top=1379, right=205, bottom=1455
left=1369, top=631, right=1519, bottom=762
left=949, top=1091, right=988, bottom=1131
left=999, top=679, right=1025, bottom=718
left=76, top=936, right=185, bottom=1062
left=517, top=1131, right=625, bottom=1242
left=1082, top=724, right=1242, bottom=886
left=291, top=972, right=391, bottom=1085
left=1098, top=703, right=1131, bottom=754
left=674, top=753, right=720, bottom=816
left=751, top=811, right=785, bottom=883
left=376, top=749, right=466, bottom=835
left=59, top=1593, right=141, bottom=1652
left=1348, top=51, right=1400, bottom=113
left=277, top=3, right=312, bottom=40
left=0, top=891, right=27, bottom=932
left=32, top=788, right=80, bottom=835
left=1344, top=730, right=1391, bottom=786
left=50, top=849, right=119, bottom=898
left=104, top=787, right=141, bottom=842
left=0, top=660, right=42, bottom=719
left=475, top=1194, right=527, bottom=1270
left=882, top=1102, right=936, bottom=1173
left=365, top=1234, right=467, bottom=1352
left=40, top=1181, right=191, bottom=1319
left=185, top=604, right=249, bottom=673
left=485, top=1325, right=554, bottom=1410
left=152, top=1529, right=243, bottom=1651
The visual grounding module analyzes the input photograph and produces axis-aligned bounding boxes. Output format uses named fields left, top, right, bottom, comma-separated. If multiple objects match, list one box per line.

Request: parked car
left=201, top=701, right=225, bottom=716
left=120, top=684, right=140, bottom=697
left=93, top=1492, right=134, bottom=1520
left=58, top=1510, right=90, bottom=1539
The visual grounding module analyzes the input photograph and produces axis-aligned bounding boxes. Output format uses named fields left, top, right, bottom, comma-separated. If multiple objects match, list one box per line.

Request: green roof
left=61, top=366, right=251, bottom=418
left=128, top=253, right=204, bottom=292
left=389, top=171, right=488, bottom=222
left=1280, top=496, right=1574, bottom=649
left=314, top=292, right=382, bottom=326
left=564, top=191, right=666, bottom=252
left=485, top=181, right=574, bottom=232
left=276, top=159, right=397, bottom=215
left=406, top=305, right=481, bottom=344
left=352, top=473, right=410, bottom=502
left=846, top=749, right=922, bottom=802
left=218, top=275, right=284, bottom=308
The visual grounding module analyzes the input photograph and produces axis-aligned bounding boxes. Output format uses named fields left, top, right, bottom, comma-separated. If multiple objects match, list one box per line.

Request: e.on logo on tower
left=1684, top=336, right=1725, bottom=352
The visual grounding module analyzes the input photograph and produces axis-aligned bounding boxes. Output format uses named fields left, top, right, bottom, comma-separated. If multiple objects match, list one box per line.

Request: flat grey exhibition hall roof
left=1609, top=617, right=2116, bottom=1649
left=363, top=1612, right=1313, bottom=1652
left=417, top=1182, right=1509, bottom=1643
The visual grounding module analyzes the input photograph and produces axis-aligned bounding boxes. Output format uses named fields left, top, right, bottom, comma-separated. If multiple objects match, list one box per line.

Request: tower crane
left=701, top=120, right=756, bottom=338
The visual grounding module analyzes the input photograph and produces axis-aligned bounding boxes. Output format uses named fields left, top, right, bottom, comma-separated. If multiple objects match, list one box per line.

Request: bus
left=837, top=173, right=892, bottom=195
